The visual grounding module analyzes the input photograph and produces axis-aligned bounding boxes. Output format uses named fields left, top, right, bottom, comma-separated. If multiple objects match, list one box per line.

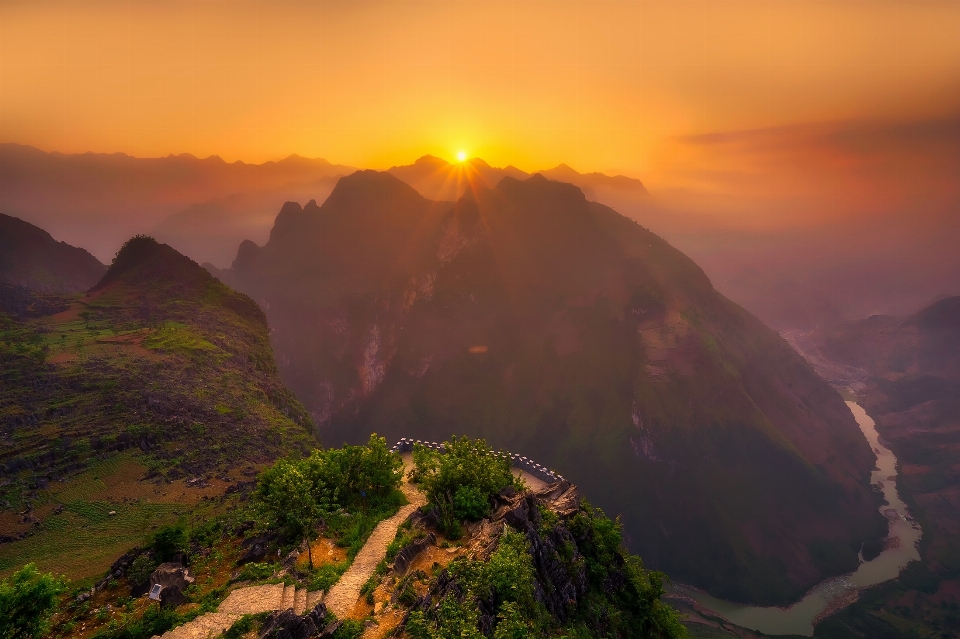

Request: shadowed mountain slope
left=226, top=170, right=884, bottom=605
left=0, top=213, right=106, bottom=293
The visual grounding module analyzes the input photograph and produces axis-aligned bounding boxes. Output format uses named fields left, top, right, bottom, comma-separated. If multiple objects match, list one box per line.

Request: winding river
left=677, top=400, right=922, bottom=636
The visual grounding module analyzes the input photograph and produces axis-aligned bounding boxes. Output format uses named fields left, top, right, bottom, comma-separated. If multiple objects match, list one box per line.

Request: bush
left=126, top=554, right=158, bottom=586
left=151, top=525, right=188, bottom=563
left=0, top=564, right=65, bottom=639
left=223, top=612, right=269, bottom=639
left=412, top=436, right=518, bottom=531
left=89, top=606, right=180, bottom=639
left=453, top=485, right=489, bottom=521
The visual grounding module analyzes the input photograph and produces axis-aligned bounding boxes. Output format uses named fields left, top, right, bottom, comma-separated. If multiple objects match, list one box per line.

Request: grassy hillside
left=0, top=236, right=315, bottom=580
left=226, top=171, right=884, bottom=605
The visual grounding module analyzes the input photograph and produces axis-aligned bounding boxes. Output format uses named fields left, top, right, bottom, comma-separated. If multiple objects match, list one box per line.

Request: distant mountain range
left=0, top=143, right=354, bottom=264
left=0, top=144, right=645, bottom=270
left=216, top=171, right=884, bottom=605
left=386, top=154, right=647, bottom=202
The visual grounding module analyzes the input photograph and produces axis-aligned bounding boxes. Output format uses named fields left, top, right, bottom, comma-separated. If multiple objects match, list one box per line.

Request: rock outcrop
left=150, top=562, right=195, bottom=608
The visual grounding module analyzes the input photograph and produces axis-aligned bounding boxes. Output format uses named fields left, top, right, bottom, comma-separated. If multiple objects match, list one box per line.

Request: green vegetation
left=402, top=436, right=686, bottom=639
left=1, top=237, right=316, bottom=583
left=412, top=436, right=519, bottom=535
left=407, top=512, right=686, bottom=639
left=0, top=564, right=65, bottom=639
left=255, top=434, right=405, bottom=568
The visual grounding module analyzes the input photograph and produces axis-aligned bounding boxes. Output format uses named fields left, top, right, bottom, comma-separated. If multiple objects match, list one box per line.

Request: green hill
left=0, top=236, right=315, bottom=579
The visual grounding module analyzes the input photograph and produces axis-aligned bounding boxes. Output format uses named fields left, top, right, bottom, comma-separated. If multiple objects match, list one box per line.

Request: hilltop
left=223, top=170, right=884, bottom=605
left=0, top=235, right=315, bottom=580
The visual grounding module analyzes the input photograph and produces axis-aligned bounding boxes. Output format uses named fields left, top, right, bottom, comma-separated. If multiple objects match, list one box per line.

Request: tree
left=0, top=564, right=65, bottom=639
left=256, top=459, right=327, bottom=568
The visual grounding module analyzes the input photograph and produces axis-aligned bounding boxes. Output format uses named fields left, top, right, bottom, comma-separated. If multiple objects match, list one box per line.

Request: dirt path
left=323, top=482, right=426, bottom=617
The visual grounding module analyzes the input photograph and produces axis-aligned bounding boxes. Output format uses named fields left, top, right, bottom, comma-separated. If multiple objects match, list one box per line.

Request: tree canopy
left=0, top=564, right=65, bottom=639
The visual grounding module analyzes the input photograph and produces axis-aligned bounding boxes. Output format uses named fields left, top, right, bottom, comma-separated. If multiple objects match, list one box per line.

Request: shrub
left=0, top=564, right=65, bottom=639
left=151, top=525, right=188, bottom=563
left=412, top=436, right=518, bottom=531
left=453, top=485, right=488, bottom=521
left=234, top=562, right=274, bottom=583
left=126, top=554, right=157, bottom=586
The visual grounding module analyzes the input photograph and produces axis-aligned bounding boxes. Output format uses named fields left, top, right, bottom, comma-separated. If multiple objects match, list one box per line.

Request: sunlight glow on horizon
left=2, top=1, right=959, bottom=183
left=456, top=151, right=467, bottom=162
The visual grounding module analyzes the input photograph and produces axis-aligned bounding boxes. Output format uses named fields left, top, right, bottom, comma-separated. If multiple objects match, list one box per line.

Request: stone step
left=280, top=583, right=294, bottom=610
left=155, top=612, right=240, bottom=639
left=218, top=582, right=285, bottom=615
left=294, top=587, right=308, bottom=614
left=305, top=590, right=324, bottom=609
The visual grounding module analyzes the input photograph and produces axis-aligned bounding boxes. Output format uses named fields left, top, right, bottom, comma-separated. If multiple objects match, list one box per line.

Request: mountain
left=150, top=178, right=344, bottom=268
left=794, top=297, right=960, bottom=637
left=0, top=143, right=354, bottom=264
left=0, top=213, right=106, bottom=293
left=225, top=170, right=884, bottom=605
left=0, top=235, right=314, bottom=577
left=386, top=154, right=647, bottom=202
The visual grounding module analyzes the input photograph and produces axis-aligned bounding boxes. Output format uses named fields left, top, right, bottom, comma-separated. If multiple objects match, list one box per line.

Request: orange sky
left=2, top=0, right=960, bottom=186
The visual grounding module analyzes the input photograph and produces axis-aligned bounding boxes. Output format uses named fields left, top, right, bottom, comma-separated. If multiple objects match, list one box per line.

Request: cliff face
left=228, top=171, right=884, bottom=604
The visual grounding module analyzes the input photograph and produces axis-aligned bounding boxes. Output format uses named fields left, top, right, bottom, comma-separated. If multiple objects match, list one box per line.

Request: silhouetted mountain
left=226, top=170, right=884, bottom=605
left=0, top=213, right=105, bottom=293
left=540, top=163, right=648, bottom=196
left=386, top=155, right=647, bottom=202
left=0, top=143, right=354, bottom=263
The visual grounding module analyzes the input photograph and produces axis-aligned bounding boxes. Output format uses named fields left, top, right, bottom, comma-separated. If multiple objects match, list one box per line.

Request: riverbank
left=672, top=399, right=922, bottom=637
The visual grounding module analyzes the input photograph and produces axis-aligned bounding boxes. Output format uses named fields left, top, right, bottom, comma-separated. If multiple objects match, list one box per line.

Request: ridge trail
left=155, top=461, right=425, bottom=637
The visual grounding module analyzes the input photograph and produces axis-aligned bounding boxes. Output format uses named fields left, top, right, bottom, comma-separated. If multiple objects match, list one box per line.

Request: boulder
left=159, top=584, right=188, bottom=608
left=149, top=562, right=195, bottom=608
left=392, top=532, right=436, bottom=574
left=260, top=602, right=327, bottom=639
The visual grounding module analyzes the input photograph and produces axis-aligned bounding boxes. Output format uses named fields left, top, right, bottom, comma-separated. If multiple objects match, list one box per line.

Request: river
left=677, top=400, right=922, bottom=636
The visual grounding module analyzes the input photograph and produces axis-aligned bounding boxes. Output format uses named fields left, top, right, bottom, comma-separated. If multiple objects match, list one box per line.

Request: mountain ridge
left=223, top=170, right=884, bottom=605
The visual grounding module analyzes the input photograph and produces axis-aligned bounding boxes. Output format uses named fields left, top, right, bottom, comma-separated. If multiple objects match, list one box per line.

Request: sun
left=456, top=150, right=467, bottom=162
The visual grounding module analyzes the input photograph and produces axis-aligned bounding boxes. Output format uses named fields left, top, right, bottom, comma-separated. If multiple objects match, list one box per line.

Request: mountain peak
left=94, top=235, right=213, bottom=292
left=327, top=169, right=427, bottom=206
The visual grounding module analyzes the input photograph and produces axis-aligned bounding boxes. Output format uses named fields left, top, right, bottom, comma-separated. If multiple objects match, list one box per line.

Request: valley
left=218, top=171, right=886, bottom=606
left=677, top=400, right=921, bottom=637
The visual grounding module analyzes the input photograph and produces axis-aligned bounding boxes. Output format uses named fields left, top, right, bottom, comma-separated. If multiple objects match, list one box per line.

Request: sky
left=3, top=0, right=960, bottom=186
